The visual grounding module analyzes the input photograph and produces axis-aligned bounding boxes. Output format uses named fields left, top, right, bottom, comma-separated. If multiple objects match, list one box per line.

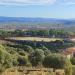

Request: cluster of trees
left=7, top=40, right=75, bottom=53
left=0, top=42, right=73, bottom=75
left=26, top=29, right=70, bottom=38
left=0, top=29, right=74, bottom=38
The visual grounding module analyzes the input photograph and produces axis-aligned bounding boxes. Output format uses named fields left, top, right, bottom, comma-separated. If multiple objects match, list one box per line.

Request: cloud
left=65, top=2, right=75, bottom=5
left=63, top=0, right=75, bottom=5
left=0, top=0, right=75, bottom=6
left=0, top=0, right=56, bottom=6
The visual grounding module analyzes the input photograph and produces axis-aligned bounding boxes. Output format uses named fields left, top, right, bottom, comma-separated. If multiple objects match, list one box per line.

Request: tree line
left=0, top=29, right=74, bottom=38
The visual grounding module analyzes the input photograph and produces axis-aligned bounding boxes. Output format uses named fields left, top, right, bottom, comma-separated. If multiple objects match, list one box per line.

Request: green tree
left=29, top=49, right=45, bottom=66
left=43, top=54, right=66, bottom=69
left=24, top=45, right=34, bottom=53
left=18, top=55, right=28, bottom=66
left=41, top=46, right=51, bottom=56
left=43, top=53, right=72, bottom=75
left=37, top=30, right=49, bottom=37
left=0, top=45, right=13, bottom=72
left=70, top=57, right=75, bottom=65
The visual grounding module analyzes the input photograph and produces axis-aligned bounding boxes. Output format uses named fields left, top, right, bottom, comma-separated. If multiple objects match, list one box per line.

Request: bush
left=41, top=46, right=51, bottom=56
left=18, top=50, right=26, bottom=56
left=64, top=60, right=72, bottom=75
left=43, top=53, right=72, bottom=75
left=18, top=55, right=28, bottom=66
left=70, top=57, right=75, bottom=65
left=24, top=45, right=34, bottom=53
left=29, top=49, right=45, bottom=66
left=72, top=66, right=75, bottom=75
left=43, top=54, right=66, bottom=69
left=0, top=45, right=13, bottom=72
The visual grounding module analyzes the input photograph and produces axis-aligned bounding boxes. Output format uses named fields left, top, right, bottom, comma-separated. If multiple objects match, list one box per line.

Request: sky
left=0, top=0, right=75, bottom=18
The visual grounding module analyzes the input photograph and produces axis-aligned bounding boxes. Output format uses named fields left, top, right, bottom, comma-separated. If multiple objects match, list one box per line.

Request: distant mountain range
left=0, top=16, right=75, bottom=25
left=0, top=16, right=75, bottom=31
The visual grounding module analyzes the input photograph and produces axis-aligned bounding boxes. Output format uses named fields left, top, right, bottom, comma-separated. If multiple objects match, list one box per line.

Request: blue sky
left=0, top=0, right=75, bottom=18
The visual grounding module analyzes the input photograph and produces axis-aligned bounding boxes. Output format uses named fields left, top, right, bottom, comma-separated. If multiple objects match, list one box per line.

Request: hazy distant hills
left=0, top=16, right=75, bottom=31
left=0, top=16, right=75, bottom=25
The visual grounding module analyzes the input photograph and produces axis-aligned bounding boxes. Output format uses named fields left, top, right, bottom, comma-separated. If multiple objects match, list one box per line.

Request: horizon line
left=0, top=16, right=74, bottom=19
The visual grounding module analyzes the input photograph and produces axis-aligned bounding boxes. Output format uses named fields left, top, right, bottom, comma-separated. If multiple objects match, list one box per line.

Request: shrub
left=41, top=46, right=51, bottom=56
left=29, top=49, right=45, bottom=66
left=24, top=45, right=34, bottom=53
left=70, top=57, right=75, bottom=65
left=18, top=55, right=28, bottom=66
left=0, top=45, right=13, bottom=72
left=43, top=53, right=72, bottom=75
left=43, top=54, right=66, bottom=69
left=64, top=57, right=72, bottom=75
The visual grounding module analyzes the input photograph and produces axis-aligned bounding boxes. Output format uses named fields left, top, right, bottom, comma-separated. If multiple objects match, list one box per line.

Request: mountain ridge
left=0, top=16, right=75, bottom=26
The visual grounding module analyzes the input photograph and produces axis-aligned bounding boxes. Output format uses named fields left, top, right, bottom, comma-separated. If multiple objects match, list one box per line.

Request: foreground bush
left=0, top=45, right=13, bottom=73
left=71, top=57, right=75, bottom=65
left=17, top=55, right=29, bottom=66
left=43, top=53, right=72, bottom=75
left=29, top=49, right=45, bottom=66
left=43, top=54, right=65, bottom=69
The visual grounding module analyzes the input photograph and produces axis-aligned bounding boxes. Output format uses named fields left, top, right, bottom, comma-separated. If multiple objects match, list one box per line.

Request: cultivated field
left=6, top=37, right=62, bottom=42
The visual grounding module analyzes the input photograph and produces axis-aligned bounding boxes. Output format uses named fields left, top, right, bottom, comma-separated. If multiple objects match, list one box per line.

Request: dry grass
left=7, top=37, right=62, bottom=42
left=2, top=67, right=64, bottom=75
left=2, top=70, right=54, bottom=75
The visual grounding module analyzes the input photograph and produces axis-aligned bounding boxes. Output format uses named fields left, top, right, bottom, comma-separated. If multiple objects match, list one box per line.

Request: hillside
left=0, top=30, right=74, bottom=75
